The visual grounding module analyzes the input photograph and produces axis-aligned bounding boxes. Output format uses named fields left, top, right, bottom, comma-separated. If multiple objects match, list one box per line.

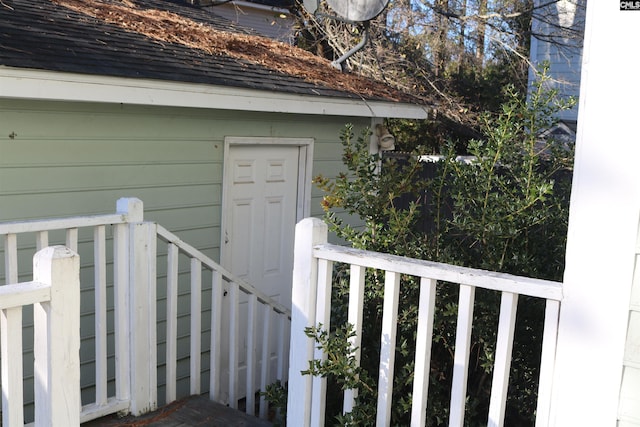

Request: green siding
left=1, top=98, right=365, bottom=241
left=0, top=98, right=364, bottom=267
left=0, top=98, right=367, bottom=418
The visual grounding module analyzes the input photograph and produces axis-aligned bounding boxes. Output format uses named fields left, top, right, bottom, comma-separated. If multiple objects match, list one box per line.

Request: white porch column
left=549, top=3, right=640, bottom=426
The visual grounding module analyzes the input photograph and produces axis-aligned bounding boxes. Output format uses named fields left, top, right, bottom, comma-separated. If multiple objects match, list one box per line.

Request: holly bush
left=268, top=66, right=575, bottom=426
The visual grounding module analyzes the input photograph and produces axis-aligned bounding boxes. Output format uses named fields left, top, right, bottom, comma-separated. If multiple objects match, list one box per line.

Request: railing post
left=117, top=198, right=158, bottom=416
left=287, top=217, right=328, bottom=427
left=117, top=197, right=144, bottom=223
left=131, top=221, right=158, bottom=415
left=33, top=246, right=80, bottom=427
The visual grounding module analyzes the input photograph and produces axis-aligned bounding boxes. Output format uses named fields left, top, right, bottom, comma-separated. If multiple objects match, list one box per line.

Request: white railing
left=155, top=224, right=291, bottom=418
left=1, top=201, right=135, bottom=423
left=287, top=217, right=563, bottom=427
left=1, top=246, right=80, bottom=426
left=0, top=198, right=290, bottom=425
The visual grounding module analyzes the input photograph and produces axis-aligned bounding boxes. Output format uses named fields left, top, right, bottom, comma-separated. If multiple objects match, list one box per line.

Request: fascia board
left=0, top=67, right=430, bottom=119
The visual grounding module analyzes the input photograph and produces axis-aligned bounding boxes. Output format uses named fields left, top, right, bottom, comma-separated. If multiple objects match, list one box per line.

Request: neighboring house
left=529, top=0, right=586, bottom=141
left=0, top=0, right=428, bottom=417
left=204, top=0, right=297, bottom=43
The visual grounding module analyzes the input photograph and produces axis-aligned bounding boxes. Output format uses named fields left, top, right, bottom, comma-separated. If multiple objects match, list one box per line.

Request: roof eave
left=0, top=67, right=430, bottom=119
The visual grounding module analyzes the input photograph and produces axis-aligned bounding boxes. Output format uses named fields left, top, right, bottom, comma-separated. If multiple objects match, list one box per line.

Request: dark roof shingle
left=0, top=0, right=422, bottom=103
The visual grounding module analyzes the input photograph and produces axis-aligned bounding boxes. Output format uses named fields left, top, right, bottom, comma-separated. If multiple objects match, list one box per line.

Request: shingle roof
left=0, top=0, right=423, bottom=104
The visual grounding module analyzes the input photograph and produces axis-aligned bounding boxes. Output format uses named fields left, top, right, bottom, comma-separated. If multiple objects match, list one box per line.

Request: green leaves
left=314, top=123, right=430, bottom=256
left=298, top=65, right=574, bottom=426
left=303, top=323, right=377, bottom=426
left=436, top=64, right=575, bottom=279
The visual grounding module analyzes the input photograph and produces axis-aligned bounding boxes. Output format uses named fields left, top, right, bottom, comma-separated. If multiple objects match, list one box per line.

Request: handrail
left=314, top=243, right=563, bottom=301
left=0, top=213, right=128, bottom=234
left=156, top=224, right=291, bottom=317
left=0, top=281, right=50, bottom=310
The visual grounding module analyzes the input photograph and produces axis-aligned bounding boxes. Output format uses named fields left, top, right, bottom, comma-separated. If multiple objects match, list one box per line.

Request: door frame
left=219, top=136, right=314, bottom=268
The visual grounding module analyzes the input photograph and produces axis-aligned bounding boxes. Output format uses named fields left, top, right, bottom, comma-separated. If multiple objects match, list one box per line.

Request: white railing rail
left=287, top=217, right=563, bottom=427
left=0, top=198, right=290, bottom=424
left=0, top=246, right=80, bottom=427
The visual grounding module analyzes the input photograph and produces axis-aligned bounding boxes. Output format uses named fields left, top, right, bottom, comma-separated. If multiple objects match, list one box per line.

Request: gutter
left=0, top=67, right=431, bottom=120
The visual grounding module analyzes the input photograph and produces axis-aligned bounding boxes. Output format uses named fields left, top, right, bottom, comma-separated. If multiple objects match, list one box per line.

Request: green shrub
left=280, top=66, right=575, bottom=426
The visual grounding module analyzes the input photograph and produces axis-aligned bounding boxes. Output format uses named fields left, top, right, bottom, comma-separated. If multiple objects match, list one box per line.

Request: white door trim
left=220, top=136, right=314, bottom=267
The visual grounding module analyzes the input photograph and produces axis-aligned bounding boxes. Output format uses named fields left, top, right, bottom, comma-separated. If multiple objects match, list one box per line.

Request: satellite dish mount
left=303, top=0, right=391, bottom=71
left=331, top=22, right=369, bottom=71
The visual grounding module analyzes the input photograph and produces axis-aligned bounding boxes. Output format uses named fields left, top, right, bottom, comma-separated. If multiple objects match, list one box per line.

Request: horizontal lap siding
left=0, top=98, right=366, bottom=414
left=0, top=99, right=362, bottom=257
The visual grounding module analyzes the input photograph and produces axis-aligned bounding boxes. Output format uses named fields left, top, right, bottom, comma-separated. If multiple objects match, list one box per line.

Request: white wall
left=549, top=2, right=640, bottom=426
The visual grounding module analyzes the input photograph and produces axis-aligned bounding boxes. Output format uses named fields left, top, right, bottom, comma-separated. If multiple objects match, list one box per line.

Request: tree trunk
left=457, top=0, right=468, bottom=76
left=434, top=0, right=450, bottom=77
left=475, top=0, right=488, bottom=68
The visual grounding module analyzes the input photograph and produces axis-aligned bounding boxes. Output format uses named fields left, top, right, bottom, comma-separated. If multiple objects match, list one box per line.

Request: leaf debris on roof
left=50, top=0, right=420, bottom=102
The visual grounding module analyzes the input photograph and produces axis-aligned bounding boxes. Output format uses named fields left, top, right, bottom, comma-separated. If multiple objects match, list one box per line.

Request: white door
left=221, top=142, right=308, bottom=402
left=222, top=144, right=300, bottom=307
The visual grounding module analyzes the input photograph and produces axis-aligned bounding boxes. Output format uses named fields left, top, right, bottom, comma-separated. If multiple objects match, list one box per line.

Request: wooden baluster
left=376, top=271, right=401, bottom=427
left=449, top=284, right=476, bottom=427
left=535, top=299, right=561, bottom=427
left=228, top=281, right=240, bottom=409
left=95, top=225, right=108, bottom=406
left=1, top=305, right=24, bottom=426
left=166, top=243, right=179, bottom=403
left=209, top=270, right=223, bottom=402
left=65, top=227, right=78, bottom=253
left=2, top=233, right=22, bottom=425
left=487, top=292, right=519, bottom=427
left=246, top=294, right=257, bottom=415
left=344, top=264, right=366, bottom=415
left=190, top=258, right=202, bottom=395
left=259, top=304, right=271, bottom=419
left=410, top=278, right=437, bottom=427
left=36, top=230, right=48, bottom=251
left=113, top=222, right=131, bottom=403
left=310, top=258, right=333, bottom=427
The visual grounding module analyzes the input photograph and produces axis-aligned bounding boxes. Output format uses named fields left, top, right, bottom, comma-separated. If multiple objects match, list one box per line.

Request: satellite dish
left=325, top=0, right=390, bottom=22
